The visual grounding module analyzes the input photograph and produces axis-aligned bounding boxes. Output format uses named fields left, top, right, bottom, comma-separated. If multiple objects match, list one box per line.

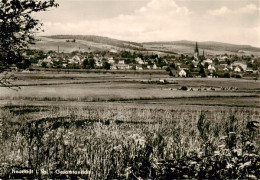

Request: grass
left=0, top=72, right=260, bottom=179
left=0, top=104, right=259, bottom=179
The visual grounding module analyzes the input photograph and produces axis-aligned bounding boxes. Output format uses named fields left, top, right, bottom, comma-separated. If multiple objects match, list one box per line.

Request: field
left=32, top=36, right=260, bottom=56
left=0, top=71, right=260, bottom=179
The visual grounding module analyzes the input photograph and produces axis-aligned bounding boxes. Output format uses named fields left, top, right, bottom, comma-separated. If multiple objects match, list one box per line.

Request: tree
left=198, top=65, right=206, bottom=77
left=223, top=72, right=230, bottom=78
left=124, top=59, right=131, bottom=64
left=169, top=70, right=173, bottom=77
left=189, top=63, right=195, bottom=72
left=103, top=62, right=111, bottom=70
left=225, top=59, right=231, bottom=65
left=82, top=59, right=89, bottom=69
left=89, top=59, right=95, bottom=69
left=0, top=0, right=58, bottom=87
left=0, top=0, right=58, bottom=72
left=41, top=61, right=47, bottom=68
left=204, top=62, right=209, bottom=69
left=169, top=63, right=176, bottom=69
left=214, top=58, right=219, bottom=65
left=17, top=59, right=31, bottom=69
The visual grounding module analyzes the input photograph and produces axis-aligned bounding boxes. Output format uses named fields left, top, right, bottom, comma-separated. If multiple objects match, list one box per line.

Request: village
left=20, top=42, right=260, bottom=79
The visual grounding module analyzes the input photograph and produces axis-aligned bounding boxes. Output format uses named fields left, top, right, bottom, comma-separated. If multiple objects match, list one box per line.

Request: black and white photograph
left=0, top=0, right=260, bottom=179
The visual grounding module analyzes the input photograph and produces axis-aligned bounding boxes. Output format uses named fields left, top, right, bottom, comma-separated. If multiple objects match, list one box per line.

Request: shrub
left=179, top=86, right=188, bottom=91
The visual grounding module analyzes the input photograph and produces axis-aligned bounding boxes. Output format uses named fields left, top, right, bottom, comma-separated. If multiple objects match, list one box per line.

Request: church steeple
left=194, top=41, right=199, bottom=60
left=195, top=41, right=199, bottom=55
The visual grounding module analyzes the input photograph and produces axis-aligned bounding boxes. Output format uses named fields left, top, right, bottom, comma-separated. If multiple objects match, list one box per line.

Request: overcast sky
left=37, top=0, right=260, bottom=47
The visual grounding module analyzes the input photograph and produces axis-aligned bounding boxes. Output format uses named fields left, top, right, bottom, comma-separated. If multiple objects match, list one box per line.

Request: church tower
left=194, top=42, right=199, bottom=60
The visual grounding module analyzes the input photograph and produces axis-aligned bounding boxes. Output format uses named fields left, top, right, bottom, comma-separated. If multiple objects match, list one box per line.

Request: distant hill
left=31, top=35, right=260, bottom=56
left=143, top=41, right=260, bottom=55
left=31, top=35, right=144, bottom=53
left=45, top=35, right=143, bottom=48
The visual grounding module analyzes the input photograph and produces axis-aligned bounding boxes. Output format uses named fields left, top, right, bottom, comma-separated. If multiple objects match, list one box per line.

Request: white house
left=179, top=69, right=187, bottom=77
left=108, top=57, right=115, bottom=64
left=232, top=61, right=247, bottom=71
left=208, top=65, right=216, bottom=71
left=95, top=60, right=103, bottom=67
left=110, top=49, right=118, bottom=53
left=136, top=65, right=143, bottom=70
left=153, top=64, right=158, bottom=69
left=220, top=56, right=228, bottom=61
left=110, top=65, right=117, bottom=70
left=73, top=55, right=81, bottom=62
left=135, top=57, right=144, bottom=64
left=118, top=60, right=125, bottom=64
left=203, top=59, right=213, bottom=65
left=68, top=55, right=82, bottom=64
left=234, top=66, right=242, bottom=72
left=223, top=67, right=229, bottom=71
left=111, top=64, right=130, bottom=70
left=38, top=56, right=53, bottom=66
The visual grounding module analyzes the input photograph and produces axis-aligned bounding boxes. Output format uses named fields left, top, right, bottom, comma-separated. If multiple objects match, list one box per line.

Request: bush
left=235, top=74, right=242, bottom=78
left=223, top=72, right=230, bottom=78
left=179, top=86, right=188, bottom=91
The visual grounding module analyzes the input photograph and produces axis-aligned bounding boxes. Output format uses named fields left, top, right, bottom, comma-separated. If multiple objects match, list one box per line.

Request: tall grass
left=0, top=105, right=259, bottom=179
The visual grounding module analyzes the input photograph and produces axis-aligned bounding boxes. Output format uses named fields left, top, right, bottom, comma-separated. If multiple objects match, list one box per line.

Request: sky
left=37, top=0, right=260, bottom=47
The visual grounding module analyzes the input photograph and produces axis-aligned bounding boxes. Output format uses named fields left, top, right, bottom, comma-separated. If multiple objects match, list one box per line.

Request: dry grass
left=0, top=104, right=259, bottom=179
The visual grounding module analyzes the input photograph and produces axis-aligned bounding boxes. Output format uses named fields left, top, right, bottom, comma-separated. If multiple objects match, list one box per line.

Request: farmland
left=33, top=36, right=260, bottom=56
left=0, top=71, right=260, bottom=179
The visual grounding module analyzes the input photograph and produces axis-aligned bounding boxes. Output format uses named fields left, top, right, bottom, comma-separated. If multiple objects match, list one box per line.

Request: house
left=71, top=55, right=81, bottom=64
left=162, top=66, right=168, bottom=70
left=110, top=49, right=118, bottom=53
left=111, top=64, right=130, bottom=70
left=68, top=55, right=81, bottom=64
left=118, top=60, right=125, bottom=64
left=110, top=65, right=117, bottom=70
left=153, top=64, right=158, bottom=69
left=193, top=61, right=199, bottom=68
left=220, top=56, right=228, bottom=61
left=223, top=67, right=229, bottom=71
left=135, top=57, right=144, bottom=64
left=39, top=56, right=53, bottom=67
left=44, top=56, right=52, bottom=63
left=136, top=65, right=143, bottom=70
left=234, top=66, right=242, bottom=72
left=179, top=69, right=187, bottom=77
left=108, top=57, right=115, bottom=64
left=95, top=60, right=103, bottom=67
left=175, top=63, right=182, bottom=69
left=10, top=66, right=18, bottom=71
left=246, top=68, right=254, bottom=73
left=202, top=59, right=213, bottom=65
left=208, top=65, right=216, bottom=71
left=232, top=61, right=247, bottom=71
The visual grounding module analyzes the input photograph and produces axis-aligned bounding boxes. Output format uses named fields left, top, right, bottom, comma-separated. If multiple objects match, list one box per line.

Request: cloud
left=208, top=6, right=230, bottom=16
left=237, top=4, right=259, bottom=14
left=41, top=0, right=260, bottom=47
left=208, top=3, right=260, bottom=16
left=43, top=0, right=193, bottom=41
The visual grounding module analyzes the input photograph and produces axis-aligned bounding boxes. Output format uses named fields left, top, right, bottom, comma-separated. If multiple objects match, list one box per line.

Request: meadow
left=0, top=71, right=260, bottom=179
